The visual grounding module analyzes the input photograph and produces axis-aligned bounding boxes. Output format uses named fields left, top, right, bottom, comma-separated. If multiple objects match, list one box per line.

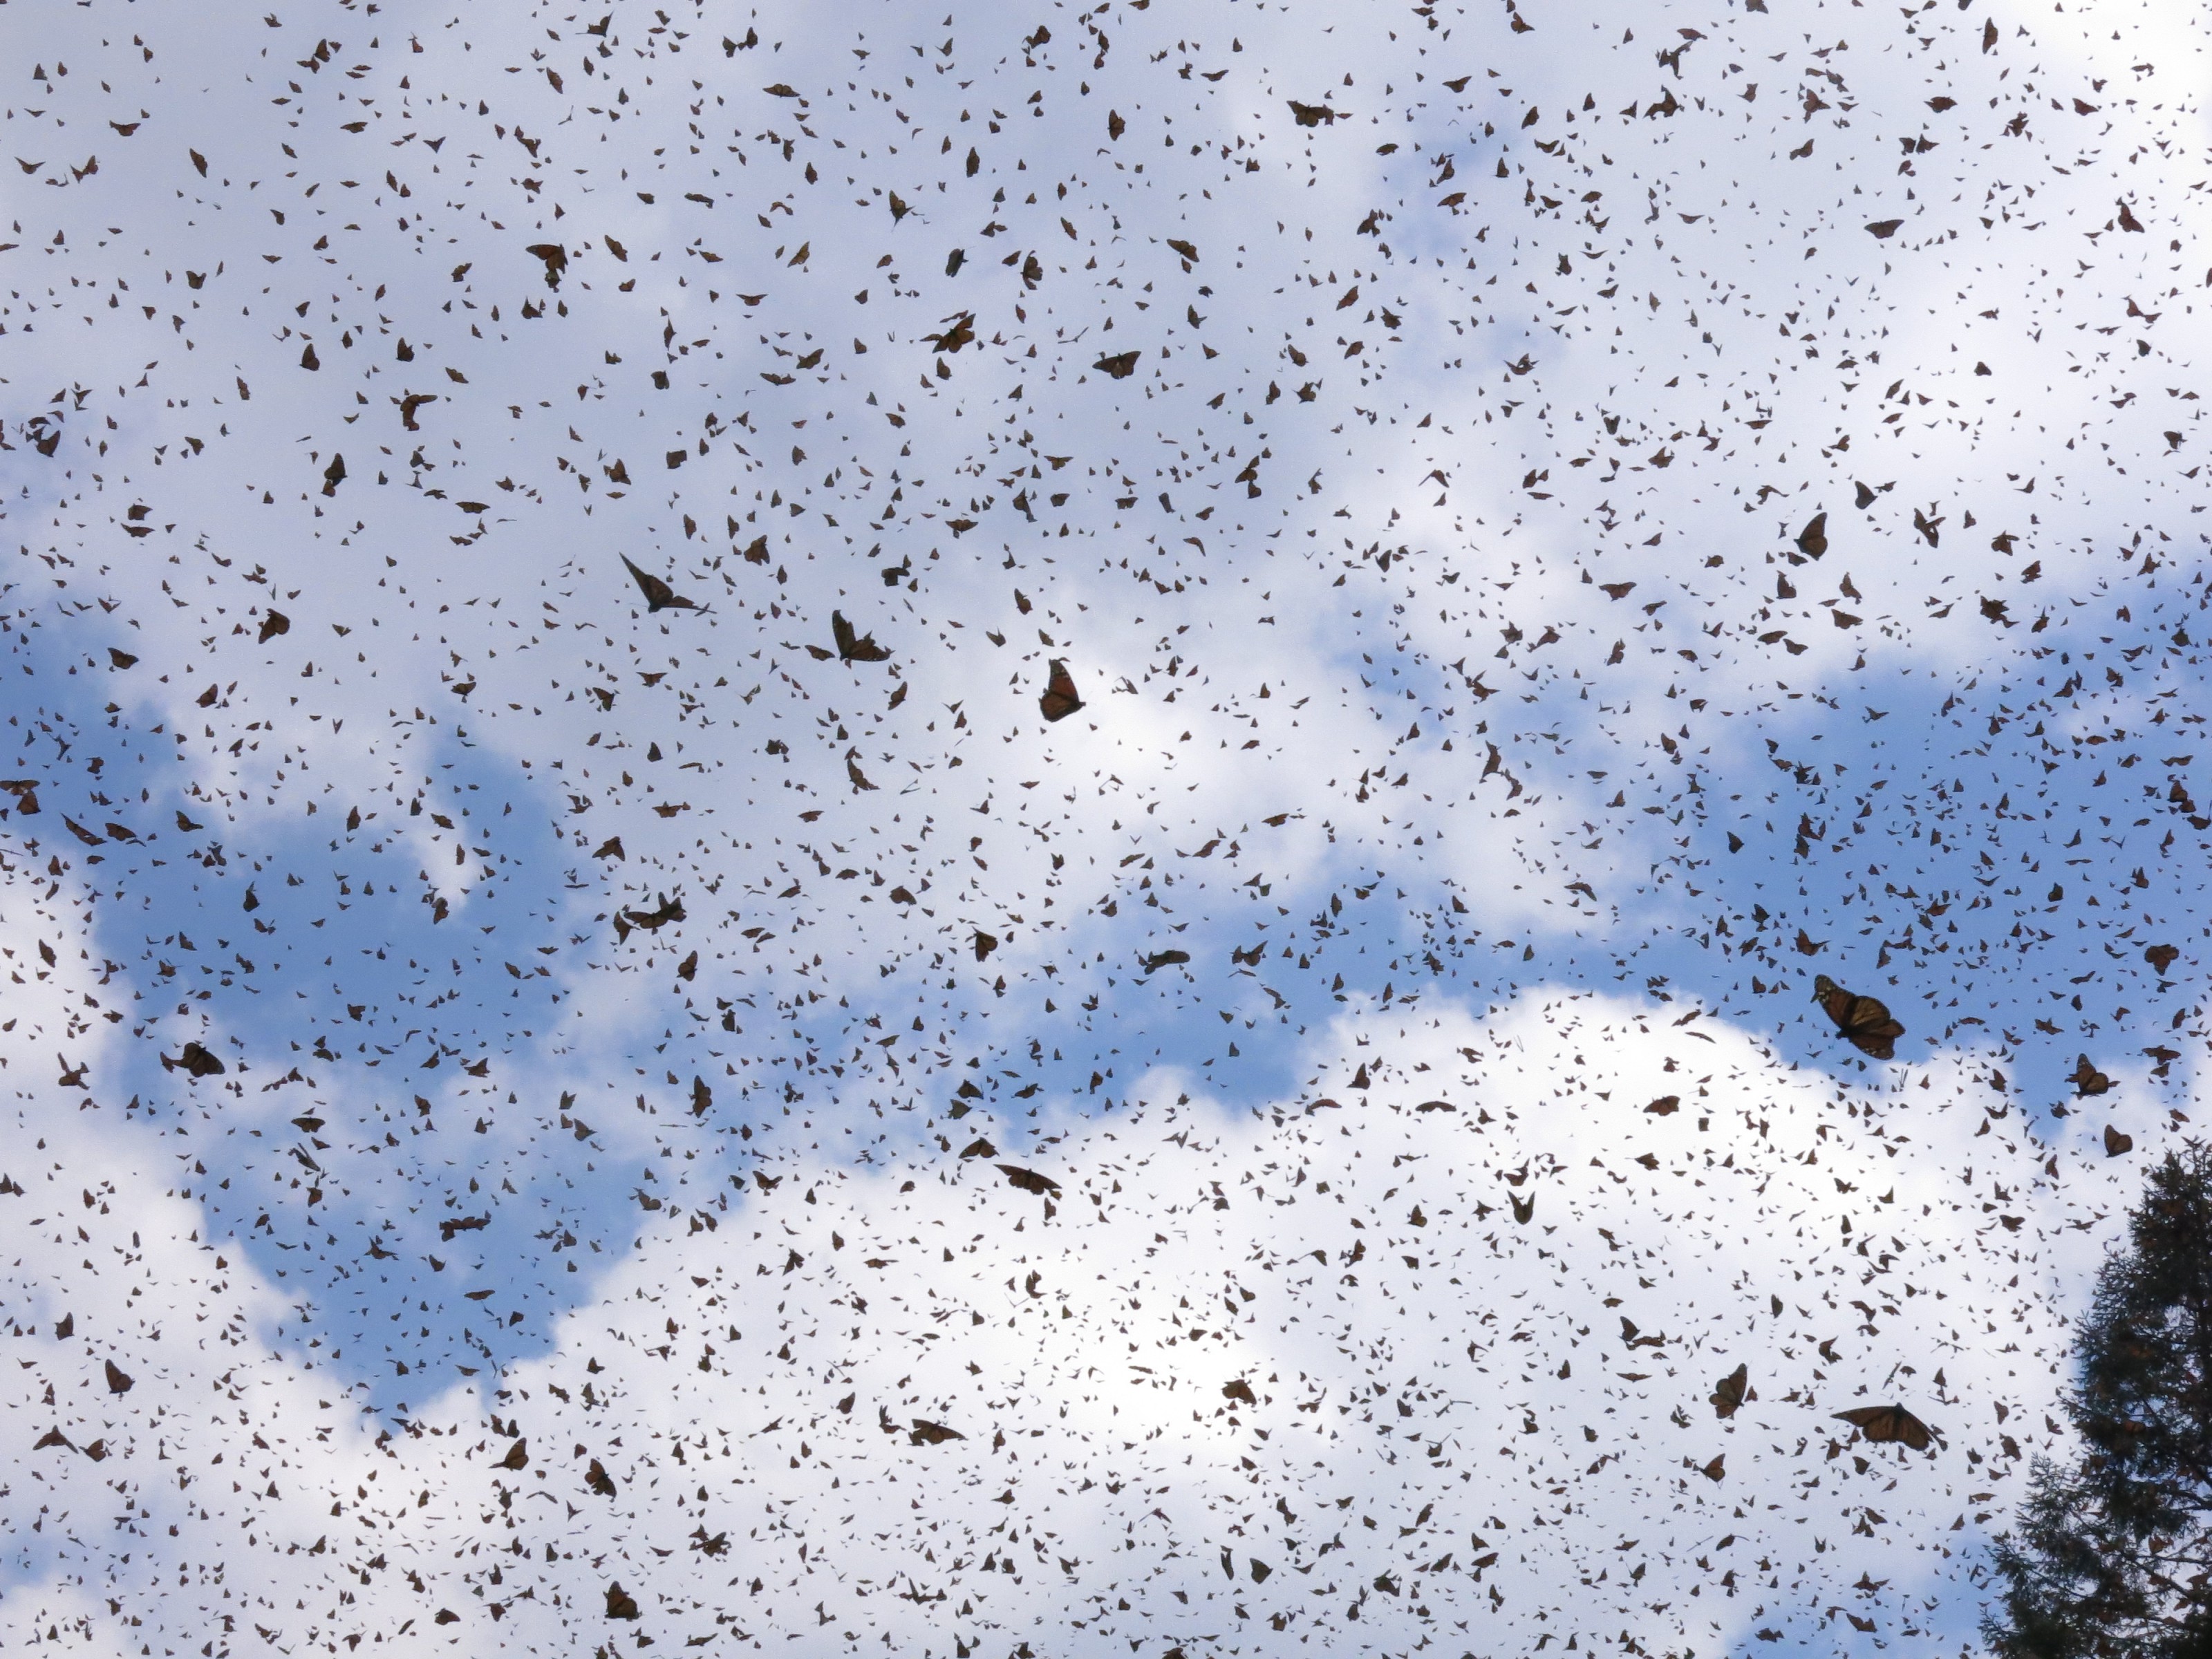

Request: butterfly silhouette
left=163, top=1041, right=226, bottom=1078
left=1709, top=1362, right=1748, bottom=1420
left=619, top=555, right=697, bottom=612
left=1830, top=1403, right=1933, bottom=1451
left=1039, top=658, right=1085, bottom=722
left=832, top=610, right=890, bottom=663
left=523, top=243, right=568, bottom=289
left=1812, top=974, right=1904, bottom=1059
left=926, top=312, right=976, bottom=353
left=2068, top=1054, right=2112, bottom=1097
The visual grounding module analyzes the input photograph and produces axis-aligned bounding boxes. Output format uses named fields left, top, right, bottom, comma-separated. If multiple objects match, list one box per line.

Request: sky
left=1, top=0, right=2209, bottom=1653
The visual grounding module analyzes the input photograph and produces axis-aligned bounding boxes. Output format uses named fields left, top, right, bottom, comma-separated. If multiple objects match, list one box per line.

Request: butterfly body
left=1812, top=973, right=1904, bottom=1059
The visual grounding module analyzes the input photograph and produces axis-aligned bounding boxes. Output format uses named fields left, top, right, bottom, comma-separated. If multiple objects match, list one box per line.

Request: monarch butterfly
left=2069, top=1054, right=2113, bottom=1097
left=926, top=312, right=976, bottom=353
left=1831, top=1403, right=1933, bottom=1451
left=1812, top=974, right=1905, bottom=1060
left=1709, top=1362, right=1748, bottom=1421
left=1040, top=658, right=1085, bottom=722
left=1509, top=1190, right=1535, bottom=1225
left=831, top=610, right=889, bottom=664
left=619, top=554, right=695, bottom=613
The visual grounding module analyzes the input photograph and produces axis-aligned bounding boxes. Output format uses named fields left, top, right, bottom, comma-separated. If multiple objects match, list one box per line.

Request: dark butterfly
left=926, top=312, right=976, bottom=353
left=909, top=1419, right=965, bottom=1446
left=1509, top=1190, right=1535, bottom=1225
left=831, top=610, right=889, bottom=663
left=1796, top=512, right=1828, bottom=559
left=2069, top=1054, right=2113, bottom=1097
left=1831, top=1404, right=1933, bottom=1451
left=621, top=893, right=685, bottom=932
left=104, top=1360, right=133, bottom=1396
left=1812, top=973, right=1904, bottom=1059
left=1222, top=1379, right=1258, bottom=1405
left=606, top=1584, right=641, bottom=1620
left=2103, top=1124, right=2135, bottom=1157
left=1040, top=658, right=1085, bottom=722
left=620, top=554, right=696, bottom=612
left=1709, top=1362, right=1748, bottom=1420
left=1141, top=948, right=1190, bottom=974
left=997, top=1164, right=1060, bottom=1196
left=163, top=1041, right=226, bottom=1078
left=1700, top=1453, right=1725, bottom=1482
left=523, top=243, right=568, bottom=290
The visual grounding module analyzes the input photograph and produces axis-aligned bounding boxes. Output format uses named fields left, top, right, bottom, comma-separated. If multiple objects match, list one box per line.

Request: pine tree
left=1982, top=1139, right=2212, bottom=1658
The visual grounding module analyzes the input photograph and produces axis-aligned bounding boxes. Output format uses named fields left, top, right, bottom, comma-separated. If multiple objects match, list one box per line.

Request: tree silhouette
left=1983, top=1140, right=2212, bottom=1658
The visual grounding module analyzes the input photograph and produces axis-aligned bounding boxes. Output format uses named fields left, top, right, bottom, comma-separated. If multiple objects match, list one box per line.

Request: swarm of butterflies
left=0, top=0, right=2190, bottom=1653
